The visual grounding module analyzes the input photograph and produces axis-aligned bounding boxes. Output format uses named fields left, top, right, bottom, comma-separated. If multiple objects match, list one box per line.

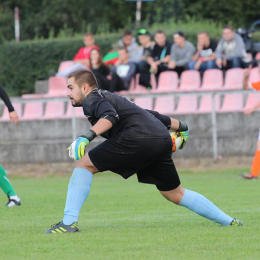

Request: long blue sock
left=63, top=168, right=93, bottom=225
left=179, top=189, right=233, bottom=226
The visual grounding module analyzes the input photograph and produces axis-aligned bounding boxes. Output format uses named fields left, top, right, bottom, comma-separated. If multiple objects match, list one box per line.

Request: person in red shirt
left=242, top=63, right=260, bottom=179
left=57, top=33, right=100, bottom=78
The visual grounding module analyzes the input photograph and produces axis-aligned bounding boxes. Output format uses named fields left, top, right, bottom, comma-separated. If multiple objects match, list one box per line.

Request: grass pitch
left=0, top=169, right=259, bottom=260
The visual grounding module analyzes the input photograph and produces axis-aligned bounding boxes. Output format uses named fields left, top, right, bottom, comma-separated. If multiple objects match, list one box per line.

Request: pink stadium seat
left=22, top=76, right=68, bottom=99
left=255, top=52, right=260, bottom=61
left=244, top=92, right=260, bottom=111
left=200, top=69, right=223, bottom=91
left=135, top=74, right=156, bottom=93
left=156, top=71, right=178, bottom=92
left=218, top=94, right=243, bottom=112
left=63, top=102, right=85, bottom=118
left=175, top=96, right=197, bottom=114
left=43, top=101, right=65, bottom=119
left=154, top=97, right=175, bottom=115
left=197, top=95, right=220, bottom=113
left=179, top=70, right=200, bottom=91
left=0, top=103, right=22, bottom=121
left=58, top=61, right=75, bottom=73
left=248, top=67, right=260, bottom=84
left=134, top=97, right=153, bottom=110
left=223, top=68, right=244, bottom=89
left=21, top=102, right=43, bottom=120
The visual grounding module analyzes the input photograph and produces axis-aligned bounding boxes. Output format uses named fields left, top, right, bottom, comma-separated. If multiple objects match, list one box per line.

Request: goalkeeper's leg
left=160, top=185, right=243, bottom=226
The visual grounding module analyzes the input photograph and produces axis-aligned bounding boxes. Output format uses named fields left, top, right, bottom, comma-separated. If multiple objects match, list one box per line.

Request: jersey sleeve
left=0, top=84, right=14, bottom=112
left=83, top=93, right=119, bottom=126
left=146, top=109, right=171, bottom=130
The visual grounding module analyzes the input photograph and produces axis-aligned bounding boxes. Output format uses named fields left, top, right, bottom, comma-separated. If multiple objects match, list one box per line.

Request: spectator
left=188, top=31, right=217, bottom=71
left=136, top=29, right=155, bottom=89
left=168, top=31, right=195, bottom=76
left=112, top=47, right=136, bottom=90
left=118, top=29, right=140, bottom=63
left=56, top=33, right=100, bottom=78
left=215, top=26, right=247, bottom=69
left=89, top=48, right=125, bottom=92
left=141, top=29, right=172, bottom=87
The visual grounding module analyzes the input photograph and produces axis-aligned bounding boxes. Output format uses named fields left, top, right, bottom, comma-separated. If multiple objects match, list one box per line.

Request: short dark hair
left=68, top=69, right=98, bottom=89
left=84, top=32, right=93, bottom=37
left=223, top=26, right=233, bottom=31
left=123, top=29, right=132, bottom=37
left=173, top=30, right=185, bottom=38
left=198, top=30, right=209, bottom=36
left=155, top=29, right=165, bottom=36
left=119, top=47, right=128, bottom=53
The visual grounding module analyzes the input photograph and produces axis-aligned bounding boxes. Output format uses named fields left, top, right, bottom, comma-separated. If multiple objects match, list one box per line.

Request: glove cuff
left=81, top=130, right=97, bottom=142
left=177, top=121, right=188, bottom=131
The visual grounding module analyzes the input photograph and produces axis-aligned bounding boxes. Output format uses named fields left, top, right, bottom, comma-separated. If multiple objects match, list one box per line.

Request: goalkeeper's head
left=67, top=69, right=98, bottom=107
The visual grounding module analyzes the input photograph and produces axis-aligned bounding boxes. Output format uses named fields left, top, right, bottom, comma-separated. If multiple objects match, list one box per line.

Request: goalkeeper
left=0, top=84, right=21, bottom=207
left=45, top=69, right=242, bottom=233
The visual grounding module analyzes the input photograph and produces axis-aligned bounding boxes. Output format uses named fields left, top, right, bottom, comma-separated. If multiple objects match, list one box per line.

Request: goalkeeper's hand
left=177, top=121, right=189, bottom=150
left=67, top=137, right=89, bottom=160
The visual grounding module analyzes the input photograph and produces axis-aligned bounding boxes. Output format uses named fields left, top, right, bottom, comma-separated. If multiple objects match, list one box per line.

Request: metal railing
left=0, top=89, right=256, bottom=159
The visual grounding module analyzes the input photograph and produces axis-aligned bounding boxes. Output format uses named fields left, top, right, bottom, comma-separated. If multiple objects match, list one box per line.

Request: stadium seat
left=135, top=73, right=156, bottom=93
left=63, top=102, right=86, bottom=118
left=244, top=92, right=260, bottom=111
left=248, top=67, right=260, bottom=84
left=154, top=97, right=175, bottom=115
left=218, top=94, right=243, bottom=112
left=58, top=61, right=74, bottom=73
left=179, top=70, right=201, bottom=91
left=255, top=52, right=260, bottom=61
left=175, top=96, right=197, bottom=114
left=197, top=95, right=220, bottom=113
left=223, top=68, right=244, bottom=89
left=200, top=69, right=223, bottom=91
left=22, top=76, right=68, bottom=98
left=134, top=97, right=153, bottom=110
left=156, top=71, right=178, bottom=92
left=21, top=102, right=43, bottom=120
left=43, top=101, right=65, bottom=119
left=0, top=103, right=22, bottom=121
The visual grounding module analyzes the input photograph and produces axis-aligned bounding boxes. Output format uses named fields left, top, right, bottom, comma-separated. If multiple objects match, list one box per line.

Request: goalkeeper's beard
left=71, top=92, right=85, bottom=107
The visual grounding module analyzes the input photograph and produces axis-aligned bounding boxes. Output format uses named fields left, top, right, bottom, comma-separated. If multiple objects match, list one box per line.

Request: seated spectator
left=138, top=29, right=172, bottom=88
left=188, top=31, right=217, bottom=71
left=56, top=32, right=100, bottom=78
left=136, top=29, right=155, bottom=89
left=118, top=29, right=140, bottom=63
left=89, top=47, right=125, bottom=92
left=215, top=26, right=248, bottom=69
left=112, top=47, right=136, bottom=90
left=168, top=31, right=195, bottom=76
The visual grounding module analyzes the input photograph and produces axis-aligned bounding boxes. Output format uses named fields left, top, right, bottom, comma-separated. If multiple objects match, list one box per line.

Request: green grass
left=0, top=169, right=259, bottom=260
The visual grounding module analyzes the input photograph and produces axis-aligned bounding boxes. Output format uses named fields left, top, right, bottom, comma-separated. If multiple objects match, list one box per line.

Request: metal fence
left=0, top=89, right=256, bottom=159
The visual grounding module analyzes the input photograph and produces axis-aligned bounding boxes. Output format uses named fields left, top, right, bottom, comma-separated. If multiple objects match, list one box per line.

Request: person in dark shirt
left=188, top=31, right=217, bottom=71
left=0, top=84, right=21, bottom=207
left=138, top=29, right=172, bottom=88
left=89, top=47, right=125, bottom=93
left=45, top=69, right=243, bottom=233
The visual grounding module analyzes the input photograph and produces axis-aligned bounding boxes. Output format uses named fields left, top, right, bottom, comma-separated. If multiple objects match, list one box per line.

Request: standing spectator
left=118, top=30, right=140, bottom=63
left=89, top=48, right=125, bottom=92
left=215, top=26, right=247, bottom=69
left=112, top=47, right=136, bottom=90
left=56, top=33, right=100, bottom=78
left=168, top=31, right=195, bottom=76
left=188, top=31, right=217, bottom=71
left=136, top=29, right=155, bottom=89
left=142, top=29, right=172, bottom=86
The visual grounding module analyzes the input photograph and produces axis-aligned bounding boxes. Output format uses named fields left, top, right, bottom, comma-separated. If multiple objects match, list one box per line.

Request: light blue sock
left=63, top=168, right=93, bottom=225
left=179, top=189, right=233, bottom=226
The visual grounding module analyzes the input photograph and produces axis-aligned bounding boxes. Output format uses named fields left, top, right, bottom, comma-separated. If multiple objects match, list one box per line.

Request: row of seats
left=134, top=92, right=260, bottom=114
left=0, top=101, right=85, bottom=121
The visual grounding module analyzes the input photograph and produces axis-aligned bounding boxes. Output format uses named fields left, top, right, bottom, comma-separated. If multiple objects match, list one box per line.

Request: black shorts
left=88, top=135, right=180, bottom=191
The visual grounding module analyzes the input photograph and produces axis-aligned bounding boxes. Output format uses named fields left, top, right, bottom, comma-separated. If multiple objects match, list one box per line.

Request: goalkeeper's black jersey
left=82, top=89, right=171, bottom=140
left=0, top=84, right=14, bottom=112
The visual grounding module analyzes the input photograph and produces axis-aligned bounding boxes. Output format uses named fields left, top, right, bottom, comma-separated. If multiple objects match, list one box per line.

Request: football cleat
left=240, top=173, right=258, bottom=180
left=44, top=221, right=79, bottom=234
left=230, top=218, right=243, bottom=226
left=6, top=196, right=21, bottom=207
